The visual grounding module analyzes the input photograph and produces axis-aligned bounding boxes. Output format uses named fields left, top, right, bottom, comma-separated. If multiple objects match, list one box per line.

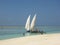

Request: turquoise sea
left=0, top=26, right=60, bottom=40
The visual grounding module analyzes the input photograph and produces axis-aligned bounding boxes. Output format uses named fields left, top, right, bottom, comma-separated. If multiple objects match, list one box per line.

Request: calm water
left=0, top=26, right=60, bottom=40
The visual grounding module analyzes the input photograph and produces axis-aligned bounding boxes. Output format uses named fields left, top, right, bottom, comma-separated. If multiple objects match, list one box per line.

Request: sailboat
left=25, top=14, right=37, bottom=32
left=25, top=14, right=46, bottom=34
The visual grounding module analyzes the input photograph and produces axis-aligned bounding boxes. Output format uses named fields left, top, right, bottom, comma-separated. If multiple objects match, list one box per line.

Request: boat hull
left=27, top=30, right=46, bottom=34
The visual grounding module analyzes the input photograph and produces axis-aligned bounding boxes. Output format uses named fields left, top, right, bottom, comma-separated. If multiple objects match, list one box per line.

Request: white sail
left=25, top=15, right=30, bottom=31
left=30, top=14, right=36, bottom=31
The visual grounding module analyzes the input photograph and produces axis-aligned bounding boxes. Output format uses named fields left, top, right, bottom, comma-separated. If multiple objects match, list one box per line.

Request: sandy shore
left=0, top=33, right=60, bottom=45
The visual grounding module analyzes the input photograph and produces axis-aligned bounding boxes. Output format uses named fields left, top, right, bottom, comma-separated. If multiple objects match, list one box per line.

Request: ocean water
left=0, top=26, right=60, bottom=40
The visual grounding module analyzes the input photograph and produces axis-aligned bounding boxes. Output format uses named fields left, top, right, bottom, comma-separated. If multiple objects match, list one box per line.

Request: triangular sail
left=25, top=15, right=30, bottom=31
left=30, top=14, right=36, bottom=31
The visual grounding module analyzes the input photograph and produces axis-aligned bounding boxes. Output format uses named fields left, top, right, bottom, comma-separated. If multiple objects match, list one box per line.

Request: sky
left=0, top=0, right=60, bottom=26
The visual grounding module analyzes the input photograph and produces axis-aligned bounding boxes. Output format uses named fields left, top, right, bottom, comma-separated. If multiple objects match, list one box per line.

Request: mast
left=30, top=14, right=36, bottom=31
left=25, top=15, right=30, bottom=31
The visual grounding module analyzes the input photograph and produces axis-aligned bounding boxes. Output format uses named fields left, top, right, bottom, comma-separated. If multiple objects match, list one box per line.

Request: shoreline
left=0, top=33, right=60, bottom=45
left=0, top=32, right=59, bottom=40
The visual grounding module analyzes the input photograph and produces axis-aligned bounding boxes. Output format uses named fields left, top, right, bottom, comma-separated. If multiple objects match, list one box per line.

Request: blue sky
left=0, top=0, right=60, bottom=26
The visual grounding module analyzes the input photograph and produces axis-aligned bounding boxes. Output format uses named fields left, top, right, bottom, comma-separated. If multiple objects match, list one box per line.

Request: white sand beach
left=0, top=33, right=60, bottom=45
